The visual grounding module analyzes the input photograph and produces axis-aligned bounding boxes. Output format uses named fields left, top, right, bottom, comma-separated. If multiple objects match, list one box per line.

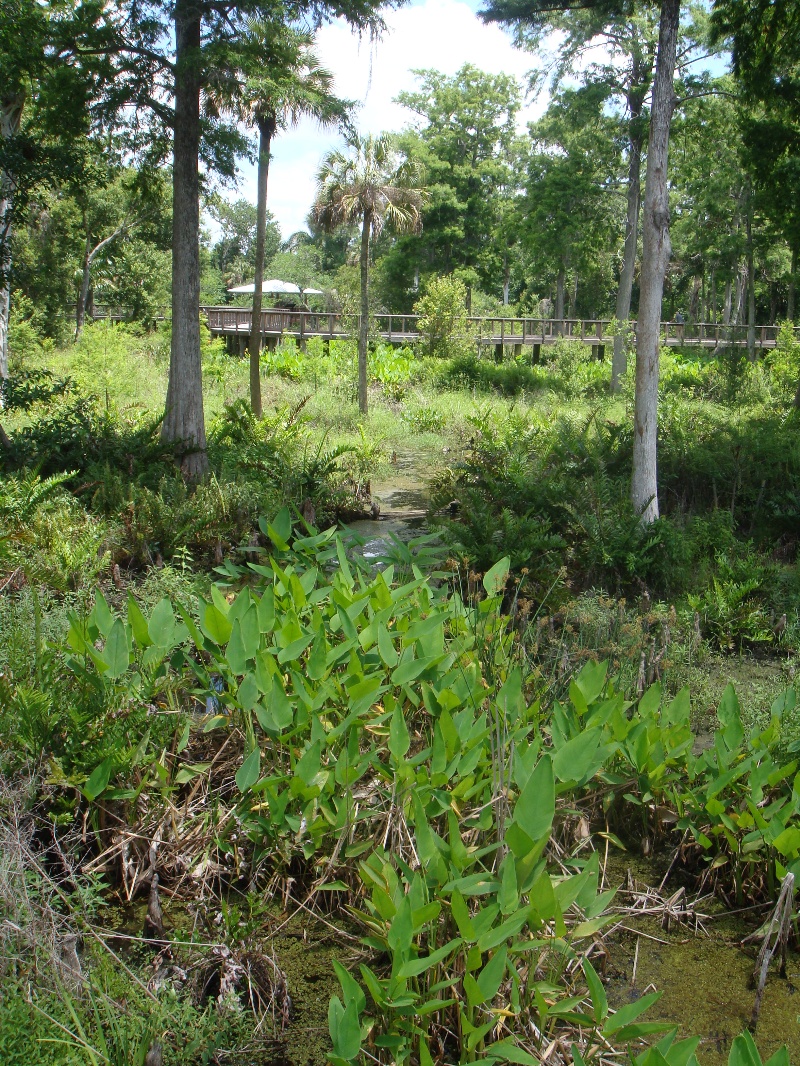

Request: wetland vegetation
left=4, top=0, right=800, bottom=1059
left=2, top=322, right=800, bottom=1065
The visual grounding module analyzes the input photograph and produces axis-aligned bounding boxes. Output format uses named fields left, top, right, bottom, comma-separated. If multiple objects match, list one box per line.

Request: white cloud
left=235, top=0, right=547, bottom=238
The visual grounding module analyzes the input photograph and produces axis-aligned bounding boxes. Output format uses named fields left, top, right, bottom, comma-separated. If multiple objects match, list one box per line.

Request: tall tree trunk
left=162, top=0, right=207, bottom=477
left=733, top=261, right=746, bottom=327
left=249, top=116, right=274, bottom=418
left=358, top=208, right=371, bottom=415
left=710, top=266, right=717, bottom=322
left=502, top=255, right=510, bottom=305
left=746, top=195, right=756, bottom=360
left=555, top=263, right=565, bottom=325
left=723, top=277, right=732, bottom=325
left=1, top=92, right=25, bottom=387
left=76, top=236, right=91, bottom=338
left=788, top=243, right=797, bottom=322
left=631, top=0, right=680, bottom=525
left=612, top=128, right=644, bottom=391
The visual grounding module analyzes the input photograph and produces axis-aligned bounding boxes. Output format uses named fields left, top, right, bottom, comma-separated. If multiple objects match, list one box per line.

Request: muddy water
left=347, top=451, right=429, bottom=562
left=106, top=898, right=339, bottom=1065
left=604, top=859, right=800, bottom=1063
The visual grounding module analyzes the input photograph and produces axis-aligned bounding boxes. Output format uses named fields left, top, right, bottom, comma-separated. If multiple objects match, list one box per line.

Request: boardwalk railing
left=91, top=306, right=798, bottom=350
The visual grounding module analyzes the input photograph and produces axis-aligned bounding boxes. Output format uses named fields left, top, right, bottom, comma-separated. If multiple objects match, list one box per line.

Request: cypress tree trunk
left=555, top=263, right=565, bottom=325
left=710, top=266, right=717, bottom=322
left=0, top=92, right=24, bottom=388
left=612, top=127, right=644, bottom=392
left=746, top=194, right=756, bottom=360
left=162, top=0, right=207, bottom=477
left=76, top=236, right=91, bottom=339
left=358, top=208, right=372, bottom=415
left=249, top=116, right=275, bottom=419
left=631, top=0, right=680, bottom=524
left=788, top=244, right=797, bottom=322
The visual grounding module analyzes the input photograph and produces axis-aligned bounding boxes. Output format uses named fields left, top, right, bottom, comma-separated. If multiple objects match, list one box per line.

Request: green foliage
left=413, top=275, right=476, bottom=359
left=400, top=401, right=446, bottom=433
left=687, top=547, right=779, bottom=650
left=767, top=321, right=800, bottom=399
left=0, top=367, right=73, bottom=412
left=3, top=506, right=797, bottom=1063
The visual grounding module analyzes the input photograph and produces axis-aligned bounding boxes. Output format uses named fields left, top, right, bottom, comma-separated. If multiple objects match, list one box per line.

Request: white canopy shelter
left=227, top=279, right=323, bottom=295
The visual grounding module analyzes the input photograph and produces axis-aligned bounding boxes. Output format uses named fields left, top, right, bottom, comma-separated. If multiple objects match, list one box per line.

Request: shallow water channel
left=346, top=450, right=430, bottom=562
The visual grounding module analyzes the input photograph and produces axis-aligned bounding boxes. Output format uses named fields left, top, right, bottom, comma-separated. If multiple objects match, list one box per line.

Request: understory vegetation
left=1, top=319, right=799, bottom=1064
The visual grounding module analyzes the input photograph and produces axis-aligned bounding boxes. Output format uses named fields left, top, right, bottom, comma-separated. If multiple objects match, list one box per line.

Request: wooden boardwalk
left=203, top=307, right=795, bottom=352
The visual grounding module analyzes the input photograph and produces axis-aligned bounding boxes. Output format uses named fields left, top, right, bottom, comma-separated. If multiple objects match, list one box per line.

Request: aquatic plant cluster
left=2, top=513, right=797, bottom=1063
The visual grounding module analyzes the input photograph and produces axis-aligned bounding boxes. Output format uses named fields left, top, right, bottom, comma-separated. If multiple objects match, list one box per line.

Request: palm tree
left=312, top=133, right=426, bottom=415
left=239, top=24, right=350, bottom=416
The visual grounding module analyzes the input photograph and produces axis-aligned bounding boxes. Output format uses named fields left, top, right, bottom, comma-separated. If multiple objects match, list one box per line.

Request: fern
left=0, top=470, right=75, bottom=530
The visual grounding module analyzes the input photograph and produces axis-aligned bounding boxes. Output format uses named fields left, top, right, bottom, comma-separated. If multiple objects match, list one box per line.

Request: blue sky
left=231, top=0, right=547, bottom=237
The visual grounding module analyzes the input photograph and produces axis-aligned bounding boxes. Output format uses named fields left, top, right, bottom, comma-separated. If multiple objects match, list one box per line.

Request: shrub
left=767, top=320, right=800, bottom=400
left=413, top=275, right=477, bottom=359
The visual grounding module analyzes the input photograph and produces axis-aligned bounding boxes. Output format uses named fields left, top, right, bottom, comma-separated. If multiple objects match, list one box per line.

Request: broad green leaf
left=552, top=728, right=603, bottom=784
left=238, top=605, right=261, bottom=659
left=483, top=556, right=510, bottom=597
left=268, top=507, right=292, bottom=551
left=226, top=618, right=249, bottom=675
left=639, top=682, right=661, bottom=718
left=449, top=887, right=476, bottom=941
left=104, top=618, right=130, bottom=679
left=127, top=594, right=151, bottom=648
left=255, top=676, right=294, bottom=733
left=307, top=628, right=328, bottom=681
left=513, top=755, right=554, bottom=844
left=391, top=653, right=440, bottom=686
left=235, top=747, right=261, bottom=793
left=397, top=938, right=461, bottom=978
left=84, top=757, right=113, bottom=800
left=498, top=855, right=519, bottom=916
left=483, top=1040, right=539, bottom=1065
left=257, top=588, right=275, bottom=633
left=389, top=703, right=411, bottom=762
left=332, top=959, right=366, bottom=1014
left=133, top=727, right=152, bottom=765
left=174, top=762, right=212, bottom=784
left=583, top=957, right=607, bottom=1024
left=201, top=602, right=232, bottom=646
left=574, top=659, right=608, bottom=706
left=175, top=721, right=190, bottom=754
left=763, top=1047, right=790, bottom=1066
left=328, top=996, right=361, bottom=1061
left=237, top=672, right=259, bottom=712
left=718, top=683, right=744, bottom=751
left=295, top=740, right=321, bottom=787
left=377, top=624, right=399, bottom=668
left=148, top=598, right=178, bottom=649
left=664, top=687, right=691, bottom=727
left=727, top=1032, right=765, bottom=1066
left=387, top=895, right=413, bottom=958
left=476, top=944, right=507, bottom=1003
left=603, top=990, right=661, bottom=1036
left=91, top=591, right=115, bottom=637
